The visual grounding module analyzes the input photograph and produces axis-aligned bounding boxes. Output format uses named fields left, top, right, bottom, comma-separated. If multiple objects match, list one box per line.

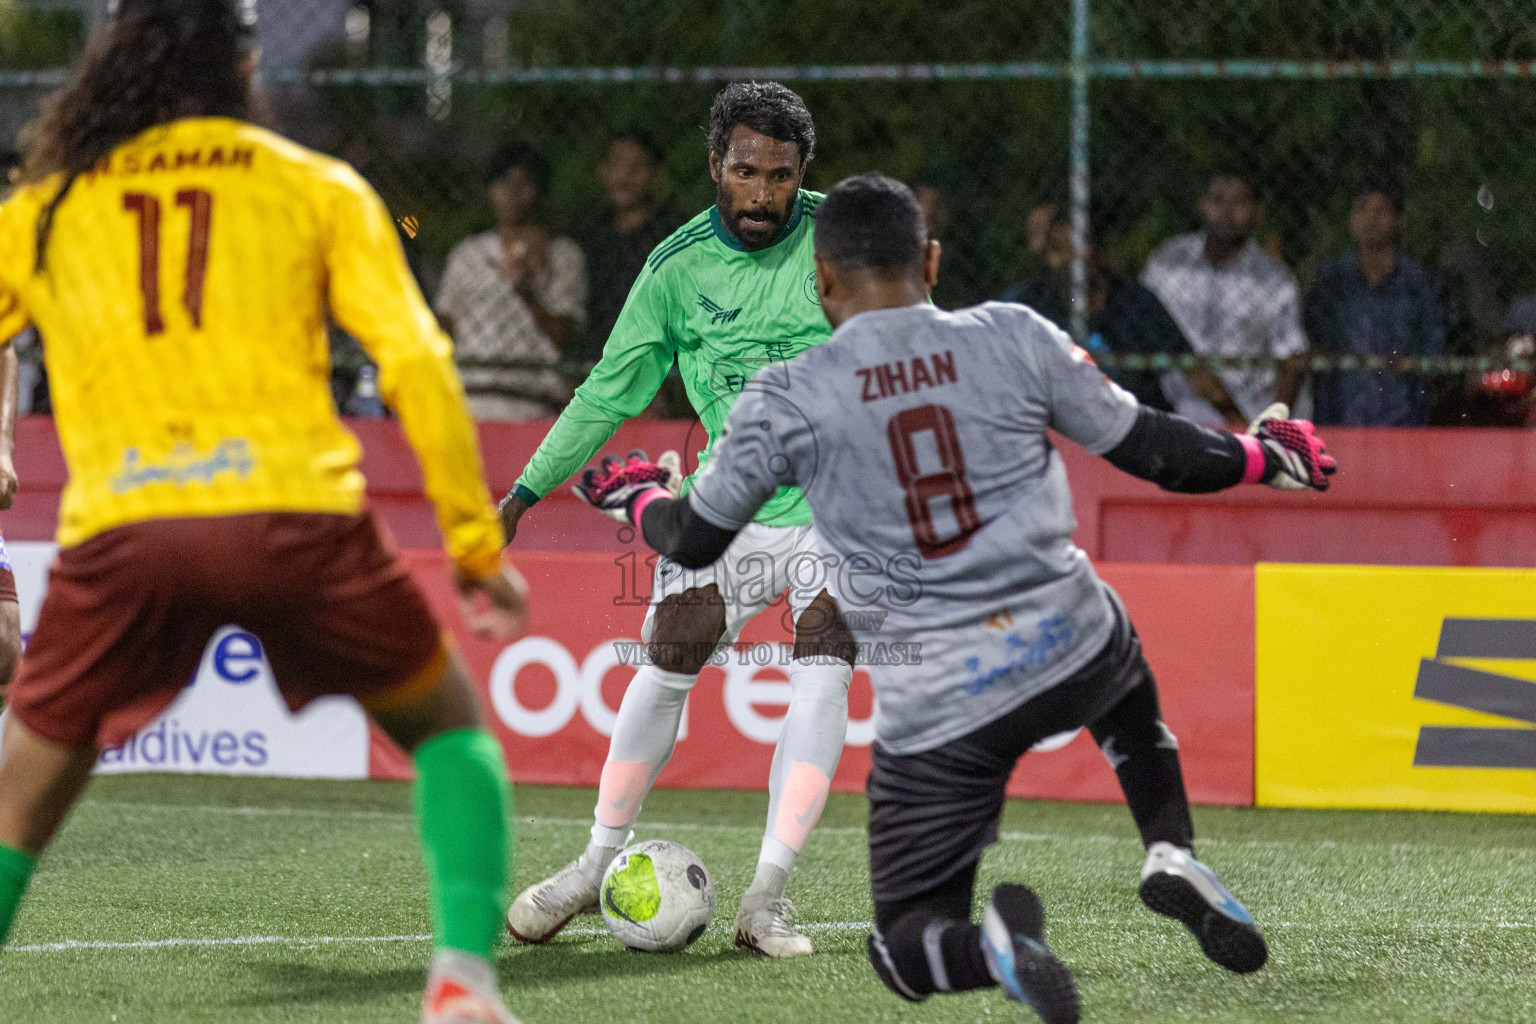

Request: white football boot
left=734, top=894, right=814, bottom=957
left=505, top=859, right=601, bottom=944
left=421, top=951, right=522, bottom=1024
left=1139, top=841, right=1269, bottom=973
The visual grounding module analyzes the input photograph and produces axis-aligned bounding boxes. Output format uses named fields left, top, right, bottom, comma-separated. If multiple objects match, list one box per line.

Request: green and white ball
left=600, top=839, right=715, bottom=952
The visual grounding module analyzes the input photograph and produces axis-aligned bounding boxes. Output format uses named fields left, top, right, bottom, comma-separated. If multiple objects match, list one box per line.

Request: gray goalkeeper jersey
left=688, top=301, right=1141, bottom=753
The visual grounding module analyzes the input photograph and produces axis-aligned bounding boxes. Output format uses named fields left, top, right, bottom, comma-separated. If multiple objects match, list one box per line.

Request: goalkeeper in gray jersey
left=571, top=175, right=1335, bottom=1023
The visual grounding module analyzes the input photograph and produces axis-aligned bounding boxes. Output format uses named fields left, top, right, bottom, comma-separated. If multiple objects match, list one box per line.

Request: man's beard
left=717, top=183, right=790, bottom=251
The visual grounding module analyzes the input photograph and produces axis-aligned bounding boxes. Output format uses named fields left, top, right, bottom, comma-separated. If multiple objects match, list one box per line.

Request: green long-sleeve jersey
left=512, top=190, right=830, bottom=526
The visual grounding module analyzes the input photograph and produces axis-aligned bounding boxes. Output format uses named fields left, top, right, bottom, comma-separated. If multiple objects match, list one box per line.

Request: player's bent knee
left=648, top=586, right=727, bottom=675
left=793, top=590, right=857, bottom=666
left=366, top=647, right=483, bottom=753
left=867, top=928, right=930, bottom=1003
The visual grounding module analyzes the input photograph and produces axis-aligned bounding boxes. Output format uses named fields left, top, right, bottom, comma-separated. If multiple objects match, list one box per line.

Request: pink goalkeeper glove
left=1239, top=403, right=1338, bottom=491
left=573, top=449, right=683, bottom=523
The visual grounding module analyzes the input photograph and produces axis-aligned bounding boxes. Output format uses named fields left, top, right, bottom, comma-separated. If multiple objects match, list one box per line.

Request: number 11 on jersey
left=123, top=189, right=213, bottom=336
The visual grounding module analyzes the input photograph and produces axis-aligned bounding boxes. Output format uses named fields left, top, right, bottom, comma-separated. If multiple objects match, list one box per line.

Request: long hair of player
left=19, top=0, right=257, bottom=274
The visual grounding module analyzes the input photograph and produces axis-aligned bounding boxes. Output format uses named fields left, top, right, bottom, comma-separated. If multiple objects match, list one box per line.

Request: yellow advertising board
left=1256, top=564, right=1536, bottom=813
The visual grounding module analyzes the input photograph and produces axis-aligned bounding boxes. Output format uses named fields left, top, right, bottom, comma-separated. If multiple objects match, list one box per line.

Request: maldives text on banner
left=1256, top=563, right=1536, bottom=813
left=3, top=541, right=373, bottom=779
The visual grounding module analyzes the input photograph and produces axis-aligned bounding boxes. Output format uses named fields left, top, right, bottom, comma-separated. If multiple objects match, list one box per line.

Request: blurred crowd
left=8, top=137, right=1534, bottom=428
left=404, top=140, right=1536, bottom=429
left=1003, top=170, right=1536, bottom=430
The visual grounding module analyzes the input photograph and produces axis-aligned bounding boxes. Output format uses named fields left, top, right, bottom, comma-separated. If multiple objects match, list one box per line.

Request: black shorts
left=866, top=597, right=1153, bottom=903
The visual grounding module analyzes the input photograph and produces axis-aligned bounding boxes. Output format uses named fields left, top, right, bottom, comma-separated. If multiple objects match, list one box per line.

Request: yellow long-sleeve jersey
left=0, top=117, right=503, bottom=577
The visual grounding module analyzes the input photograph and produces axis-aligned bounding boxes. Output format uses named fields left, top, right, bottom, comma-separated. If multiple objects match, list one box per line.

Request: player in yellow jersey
left=0, top=4, right=526, bottom=1022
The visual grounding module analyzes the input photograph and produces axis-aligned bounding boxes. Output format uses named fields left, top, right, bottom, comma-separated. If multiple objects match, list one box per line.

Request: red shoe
left=422, top=970, right=522, bottom=1024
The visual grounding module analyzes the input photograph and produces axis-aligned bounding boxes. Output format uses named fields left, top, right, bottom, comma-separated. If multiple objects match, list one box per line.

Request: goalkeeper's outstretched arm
left=1031, top=308, right=1334, bottom=495
left=1104, top=404, right=1336, bottom=493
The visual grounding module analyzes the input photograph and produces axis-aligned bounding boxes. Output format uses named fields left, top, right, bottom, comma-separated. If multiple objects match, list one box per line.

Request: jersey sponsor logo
left=110, top=438, right=256, bottom=493
left=697, top=293, right=743, bottom=325
left=802, top=271, right=820, bottom=306
left=856, top=351, right=959, bottom=402
left=960, top=613, right=1075, bottom=697
left=1413, top=618, right=1536, bottom=770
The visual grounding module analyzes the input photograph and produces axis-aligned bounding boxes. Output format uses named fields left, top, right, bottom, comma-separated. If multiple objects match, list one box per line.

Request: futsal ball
left=600, top=839, right=715, bottom=952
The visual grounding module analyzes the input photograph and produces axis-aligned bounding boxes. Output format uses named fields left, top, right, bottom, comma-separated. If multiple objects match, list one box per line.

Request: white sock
left=583, top=666, right=697, bottom=876
left=744, top=863, right=790, bottom=906
left=428, top=948, right=496, bottom=993
left=754, top=657, right=852, bottom=881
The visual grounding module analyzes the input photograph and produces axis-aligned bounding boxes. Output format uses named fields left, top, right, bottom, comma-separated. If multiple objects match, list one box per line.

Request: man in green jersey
left=499, top=83, right=856, bottom=957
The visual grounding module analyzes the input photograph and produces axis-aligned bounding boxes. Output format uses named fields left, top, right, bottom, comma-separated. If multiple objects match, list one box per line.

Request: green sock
left=0, top=843, right=38, bottom=946
left=413, top=729, right=513, bottom=960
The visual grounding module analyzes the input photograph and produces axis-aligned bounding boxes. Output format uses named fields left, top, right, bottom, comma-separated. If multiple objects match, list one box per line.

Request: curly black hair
left=815, top=173, right=928, bottom=276
left=21, top=0, right=257, bottom=273
left=707, top=82, right=816, bottom=164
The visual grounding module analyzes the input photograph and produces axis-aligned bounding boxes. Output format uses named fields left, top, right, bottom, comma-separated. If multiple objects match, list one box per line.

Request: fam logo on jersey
left=1413, top=617, right=1536, bottom=771
left=697, top=294, right=742, bottom=326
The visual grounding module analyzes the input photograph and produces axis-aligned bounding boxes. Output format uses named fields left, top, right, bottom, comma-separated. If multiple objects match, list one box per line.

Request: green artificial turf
left=2, top=774, right=1533, bottom=1023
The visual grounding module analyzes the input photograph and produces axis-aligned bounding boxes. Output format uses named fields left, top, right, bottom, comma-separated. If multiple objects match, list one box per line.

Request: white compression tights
left=581, top=658, right=853, bottom=892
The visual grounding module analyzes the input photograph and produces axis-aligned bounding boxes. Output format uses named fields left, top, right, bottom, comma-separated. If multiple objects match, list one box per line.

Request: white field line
left=12, top=918, right=1533, bottom=956
left=9, top=922, right=872, bottom=955
left=11, top=933, right=433, bottom=953
left=75, top=801, right=1536, bottom=858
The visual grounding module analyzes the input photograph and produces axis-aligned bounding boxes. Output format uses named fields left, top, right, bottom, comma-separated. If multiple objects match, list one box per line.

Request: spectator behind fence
left=1006, top=218, right=1245, bottom=426
left=1142, top=171, right=1307, bottom=426
left=435, top=143, right=586, bottom=421
left=574, top=131, right=677, bottom=363
left=1304, top=175, right=1449, bottom=426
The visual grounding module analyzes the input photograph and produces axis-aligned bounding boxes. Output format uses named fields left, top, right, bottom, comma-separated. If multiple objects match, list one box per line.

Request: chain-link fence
left=3, top=0, right=1535, bottom=424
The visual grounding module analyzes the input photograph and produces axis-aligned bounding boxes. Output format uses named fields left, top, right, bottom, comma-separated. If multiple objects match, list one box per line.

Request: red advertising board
left=381, top=551, right=1256, bottom=807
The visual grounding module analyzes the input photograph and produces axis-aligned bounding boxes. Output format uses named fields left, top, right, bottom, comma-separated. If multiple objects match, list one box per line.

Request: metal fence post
left=1068, top=0, right=1091, bottom=343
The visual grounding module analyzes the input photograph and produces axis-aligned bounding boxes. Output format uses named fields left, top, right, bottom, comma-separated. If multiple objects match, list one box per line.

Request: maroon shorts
left=9, top=512, right=447, bottom=749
